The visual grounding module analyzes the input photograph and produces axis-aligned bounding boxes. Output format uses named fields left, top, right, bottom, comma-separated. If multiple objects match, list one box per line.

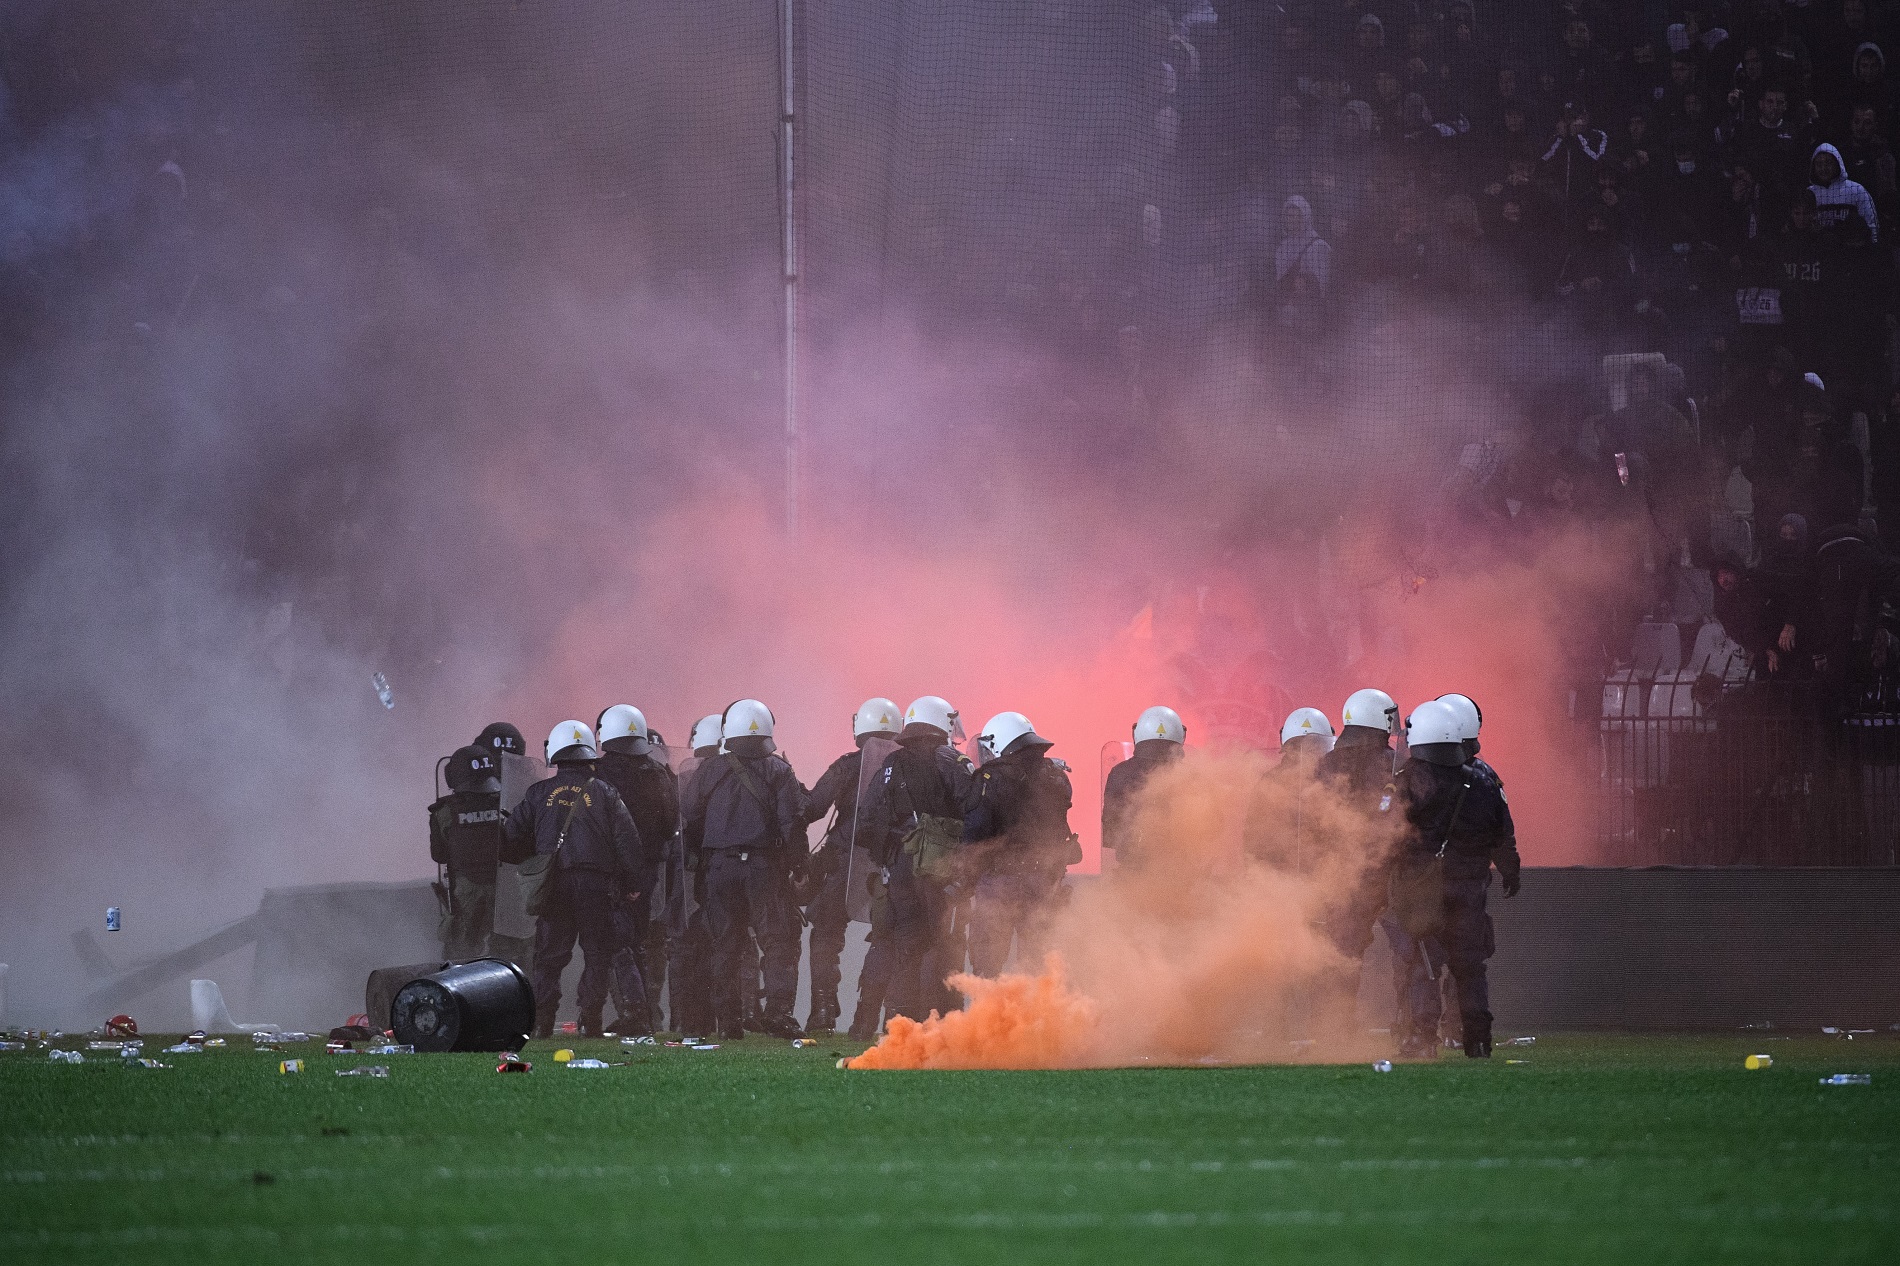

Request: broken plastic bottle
left=335, top=1065, right=390, bottom=1078
left=372, top=671, right=394, bottom=710
left=1819, top=1073, right=1872, bottom=1086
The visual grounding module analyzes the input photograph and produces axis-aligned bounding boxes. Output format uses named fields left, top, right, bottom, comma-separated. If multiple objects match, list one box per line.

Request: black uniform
left=680, top=738, right=808, bottom=1037
left=428, top=788, right=502, bottom=961
left=801, top=747, right=869, bottom=1032
left=592, top=748, right=678, bottom=1033
left=500, top=767, right=645, bottom=1035
left=665, top=752, right=721, bottom=1035
left=1101, top=740, right=1183, bottom=867
left=1384, top=754, right=1520, bottom=1056
left=1315, top=728, right=1401, bottom=962
left=857, top=736, right=977, bottom=1027
left=963, top=748, right=1077, bottom=977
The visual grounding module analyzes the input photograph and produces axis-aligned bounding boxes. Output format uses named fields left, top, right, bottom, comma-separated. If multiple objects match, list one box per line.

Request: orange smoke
left=845, top=958, right=1100, bottom=1070
left=850, top=750, right=1395, bottom=1070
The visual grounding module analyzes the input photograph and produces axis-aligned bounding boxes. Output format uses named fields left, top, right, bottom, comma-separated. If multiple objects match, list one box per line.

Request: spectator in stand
left=1346, top=12, right=1392, bottom=98
left=1716, top=160, right=1764, bottom=259
left=1841, top=103, right=1898, bottom=229
left=1728, top=43, right=1775, bottom=119
left=1554, top=204, right=1634, bottom=330
left=1809, top=141, right=1880, bottom=241
left=1675, top=86, right=1726, bottom=153
left=1541, top=101, right=1610, bottom=226
left=1713, top=556, right=1783, bottom=667
left=1842, top=41, right=1900, bottom=129
left=1727, top=83, right=1812, bottom=215
left=1654, top=132, right=1722, bottom=237
left=1555, top=17, right=1619, bottom=114
left=1272, top=194, right=1332, bottom=335
left=1438, top=0, right=1491, bottom=116
left=1757, top=512, right=1813, bottom=677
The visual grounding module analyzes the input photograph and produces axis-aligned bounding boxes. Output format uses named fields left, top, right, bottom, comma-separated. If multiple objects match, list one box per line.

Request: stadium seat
left=1630, top=622, right=1681, bottom=676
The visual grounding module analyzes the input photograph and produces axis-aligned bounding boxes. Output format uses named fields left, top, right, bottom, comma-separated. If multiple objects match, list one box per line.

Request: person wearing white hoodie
left=1810, top=141, right=1880, bottom=241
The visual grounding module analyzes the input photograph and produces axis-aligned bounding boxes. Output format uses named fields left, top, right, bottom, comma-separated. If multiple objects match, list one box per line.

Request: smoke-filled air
left=2, top=3, right=1628, bottom=1036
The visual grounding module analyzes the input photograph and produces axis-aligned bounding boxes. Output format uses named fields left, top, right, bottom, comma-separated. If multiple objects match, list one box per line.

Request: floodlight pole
left=778, top=0, right=800, bottom=541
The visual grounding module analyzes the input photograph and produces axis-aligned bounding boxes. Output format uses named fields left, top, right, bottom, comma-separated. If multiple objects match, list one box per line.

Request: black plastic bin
left=389, top=958, right=535, bottom=1052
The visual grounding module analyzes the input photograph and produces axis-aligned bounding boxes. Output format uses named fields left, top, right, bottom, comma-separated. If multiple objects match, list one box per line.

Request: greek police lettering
left=544, top=786, right=595, bottom=808
left=456, top=808, right=501, bottom=826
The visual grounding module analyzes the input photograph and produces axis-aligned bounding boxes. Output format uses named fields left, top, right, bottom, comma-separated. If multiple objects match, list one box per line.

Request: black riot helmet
left=476, top=722, right=526, bottom=756
left=444, top=744, right=500, bottom=792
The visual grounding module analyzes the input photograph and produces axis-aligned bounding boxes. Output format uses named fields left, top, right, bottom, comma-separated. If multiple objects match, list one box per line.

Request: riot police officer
left=1242, top=706, right=1335, bottom=870
left=499, top=721, right=646, bottom=1039
left=476, top=721, right=527, bottom=759
left=1316, top=688, right=1401, bottom=804
left=1314, top=688, right=1403, bottom=988
left=663, top=714, right=726, bottom=1036
left=1101, top=705, right=1185, bottom=868
left=592, top=704, right=677, bottom=1036
left=857, top=696, right=977, bottom=1028
left=680, top=699, right=809, bottom=1040
left=1386, top=701, right=1521, bottom=1059
left=800, top=697, right=900, bottom=1034
left=429, top=744, right=503, bottom=961
left=964, top=712, right=1078, bottom=978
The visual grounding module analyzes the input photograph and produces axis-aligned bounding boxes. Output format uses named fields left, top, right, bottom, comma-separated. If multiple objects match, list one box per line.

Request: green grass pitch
left=2, top=1032, right=1894, bottom=1263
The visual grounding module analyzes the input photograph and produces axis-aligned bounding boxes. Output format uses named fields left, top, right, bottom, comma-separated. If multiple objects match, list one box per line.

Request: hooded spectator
left=1809, top=141, right=1880, bottom=240
left=1271, top=194, right=1332, bottom=334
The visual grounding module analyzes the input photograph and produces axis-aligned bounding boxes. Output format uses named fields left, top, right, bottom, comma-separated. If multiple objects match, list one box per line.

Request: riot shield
left=843, top=735, right=899, bottom=924
left=493, top=750, right=548, bottom=942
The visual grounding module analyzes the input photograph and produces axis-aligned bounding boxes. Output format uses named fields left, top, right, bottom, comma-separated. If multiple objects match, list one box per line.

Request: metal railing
left=1594, top=676, right=1900, bottom=867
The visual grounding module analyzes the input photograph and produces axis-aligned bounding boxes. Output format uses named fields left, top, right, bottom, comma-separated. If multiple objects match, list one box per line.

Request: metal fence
left=1595, top=676, right=1900, bottom=867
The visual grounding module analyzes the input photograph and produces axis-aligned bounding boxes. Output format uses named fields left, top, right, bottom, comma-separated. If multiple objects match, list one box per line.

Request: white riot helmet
left=978, top=711, right=1052, bottom=762
left=722, top=699, right=775, bottom=742
left=852, top=697, right=902, bottom=741
left=1436, top=692, right=1482, bottom=755
left=1280, top=706, right=1336, bottom=747
left=597, top=704, right=649, bottom=752
left=1132, top=705, right=1186, bottom=746
left=902, top=695, right=959, bottom=741
left=1405, top=700, right=1467, bottom=766
left=689, top=713, right=725, bottom=754
left=545, top=719, right=598, bottom=764
left=1341, top=688, right=1401, bottom=735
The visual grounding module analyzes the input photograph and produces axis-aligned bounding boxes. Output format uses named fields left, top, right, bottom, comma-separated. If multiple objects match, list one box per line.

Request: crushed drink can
left=279, top=1059, right=304, bottom=1074
left=1745, top=1054, right=1773, bottom=1070
left=105, top=906, right=121, bottom=931
left=1372, top=1060, right=1394, bottom=1073
left=553, top=1048, right=574, bottom=1063
left=496, top=1053, right=531, bottom=1073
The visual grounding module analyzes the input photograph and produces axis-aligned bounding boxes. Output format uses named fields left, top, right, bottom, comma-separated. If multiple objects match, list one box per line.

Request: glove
left=1501, top=868, right=1521, bottom=898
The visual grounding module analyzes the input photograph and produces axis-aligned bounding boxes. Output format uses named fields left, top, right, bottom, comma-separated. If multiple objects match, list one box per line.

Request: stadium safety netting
left=3, top=1, right=1898, bottom=865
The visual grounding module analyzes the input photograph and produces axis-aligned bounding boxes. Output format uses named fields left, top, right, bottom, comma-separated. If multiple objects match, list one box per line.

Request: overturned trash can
left=390, top=959, right=535, bottom=1052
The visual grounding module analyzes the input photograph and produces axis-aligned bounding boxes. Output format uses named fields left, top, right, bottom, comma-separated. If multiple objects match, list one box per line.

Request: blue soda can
left=105, top=906, right=121, bottom=931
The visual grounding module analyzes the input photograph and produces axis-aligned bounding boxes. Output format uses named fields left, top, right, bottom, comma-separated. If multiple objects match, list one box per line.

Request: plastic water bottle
left=335, top=1065, right=390, bottom=1078
left=565, top=1058, right=610, bottom=1069
left=48, top=1049, right=84, bottom=1064
left=371, top=671, right=394, bottom=710
left=1819, top=1073, right=1872, bottom=1086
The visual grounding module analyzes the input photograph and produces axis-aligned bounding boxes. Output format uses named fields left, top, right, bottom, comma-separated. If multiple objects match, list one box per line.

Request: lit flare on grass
left=846, top=958, right=1099, bottom=1070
